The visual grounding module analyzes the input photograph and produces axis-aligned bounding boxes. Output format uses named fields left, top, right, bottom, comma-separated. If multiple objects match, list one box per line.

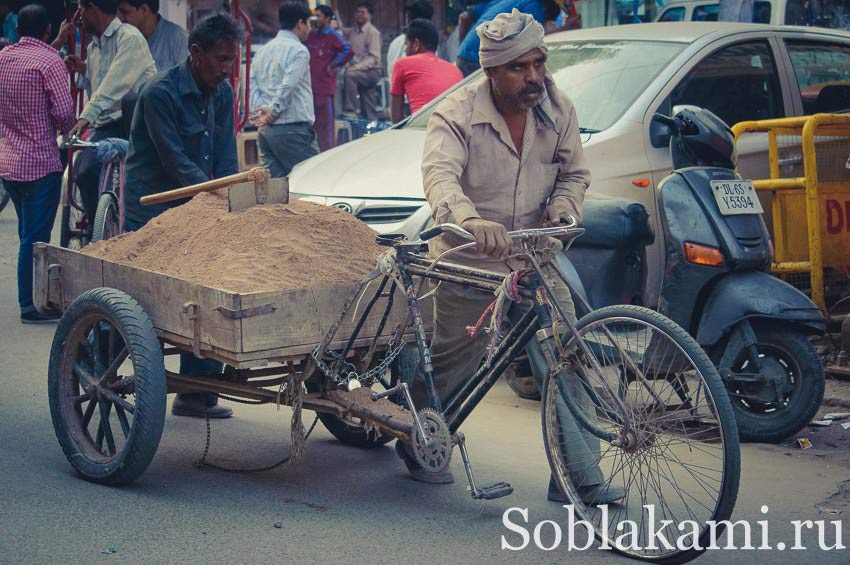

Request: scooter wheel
left=717, top=326, right=824, bottom=443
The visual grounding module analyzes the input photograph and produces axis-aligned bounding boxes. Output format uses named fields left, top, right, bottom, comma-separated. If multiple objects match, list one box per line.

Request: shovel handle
left=140, top=167, right=271, bottom=206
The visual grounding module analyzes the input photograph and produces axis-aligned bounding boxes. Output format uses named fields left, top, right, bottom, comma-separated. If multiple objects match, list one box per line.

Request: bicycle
left=311, top=221, right=741, bottom=563
left=43, top=215, right=740, bottom=563
left=59, top=134, right=127, bottom=248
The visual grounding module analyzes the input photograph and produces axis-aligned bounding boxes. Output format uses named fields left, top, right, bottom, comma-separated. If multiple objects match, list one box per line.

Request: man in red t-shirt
left=305, top=5, right=353, bottom=151
left=390, top=19, right=463, bottom=123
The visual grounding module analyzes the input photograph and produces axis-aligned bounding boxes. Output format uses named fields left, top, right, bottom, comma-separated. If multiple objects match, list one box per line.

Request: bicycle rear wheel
left=542, top=305, right=739, bottom=564
left=92, top=192, right=120, bottom=242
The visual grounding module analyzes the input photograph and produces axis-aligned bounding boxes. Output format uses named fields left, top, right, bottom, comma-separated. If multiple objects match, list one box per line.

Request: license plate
left=710, top=180, right=764, bottom=216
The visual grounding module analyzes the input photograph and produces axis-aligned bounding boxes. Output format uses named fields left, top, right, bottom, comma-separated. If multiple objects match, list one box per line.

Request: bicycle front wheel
left=542, top=305, right=740, bottom=564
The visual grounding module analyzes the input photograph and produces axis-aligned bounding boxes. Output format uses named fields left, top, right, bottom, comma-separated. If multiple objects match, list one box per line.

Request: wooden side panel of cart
left=33, top=243, right=428, bottom=368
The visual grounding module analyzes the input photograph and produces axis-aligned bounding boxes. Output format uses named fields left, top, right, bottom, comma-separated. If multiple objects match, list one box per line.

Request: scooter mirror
left=649, top=119, right=672, bottom=149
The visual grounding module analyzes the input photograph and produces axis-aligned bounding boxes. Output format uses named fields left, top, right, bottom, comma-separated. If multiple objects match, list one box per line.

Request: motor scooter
left=513, top=107, right=826, bottom=443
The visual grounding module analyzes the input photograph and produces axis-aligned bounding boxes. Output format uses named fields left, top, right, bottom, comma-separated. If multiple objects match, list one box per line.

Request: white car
left=290, top=22, right=850, bottom=306
left=656, top=0, right=850, bottom=27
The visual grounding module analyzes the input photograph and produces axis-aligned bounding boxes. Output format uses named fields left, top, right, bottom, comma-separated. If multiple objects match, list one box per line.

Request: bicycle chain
left=311, top=332, right=406, bottom=388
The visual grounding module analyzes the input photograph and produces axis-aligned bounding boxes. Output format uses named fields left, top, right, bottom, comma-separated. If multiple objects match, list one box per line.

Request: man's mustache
left=520, top=83, right=543, bottom=97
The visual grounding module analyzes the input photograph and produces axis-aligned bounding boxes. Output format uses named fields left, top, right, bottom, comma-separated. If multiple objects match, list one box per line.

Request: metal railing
left=732, top=113, right=850, bottom=310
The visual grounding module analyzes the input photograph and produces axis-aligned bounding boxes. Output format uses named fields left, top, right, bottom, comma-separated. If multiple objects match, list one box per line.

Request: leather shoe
left=394, top=441, right=454, bottom=484
left=172, top=395, right=233, bottom=418
left=21, top=310, right=60, bottom=324
left=548, top=476, right=626, bottom=505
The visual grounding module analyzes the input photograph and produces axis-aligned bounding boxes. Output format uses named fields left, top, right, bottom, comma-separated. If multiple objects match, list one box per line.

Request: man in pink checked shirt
left=0, top=3, right=76, bottom=324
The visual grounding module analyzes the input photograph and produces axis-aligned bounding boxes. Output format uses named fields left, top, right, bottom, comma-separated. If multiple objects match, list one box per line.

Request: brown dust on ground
left=83, top=191, right=383, bottom=294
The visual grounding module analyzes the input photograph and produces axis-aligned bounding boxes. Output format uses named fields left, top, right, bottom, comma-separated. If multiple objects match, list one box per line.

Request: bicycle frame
left=313, top=227, right=628, bottom=445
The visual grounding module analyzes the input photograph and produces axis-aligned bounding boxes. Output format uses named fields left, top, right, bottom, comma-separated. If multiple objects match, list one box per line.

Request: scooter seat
left=576, top=198, right=654, bottom=249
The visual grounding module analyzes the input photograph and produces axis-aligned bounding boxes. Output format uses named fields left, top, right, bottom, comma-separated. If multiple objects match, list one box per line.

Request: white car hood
left=290, top=129, right=427, bottom=199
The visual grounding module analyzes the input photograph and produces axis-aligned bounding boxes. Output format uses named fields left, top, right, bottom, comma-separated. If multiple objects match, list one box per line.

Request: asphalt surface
left=0, top=210, right=848, bottom=564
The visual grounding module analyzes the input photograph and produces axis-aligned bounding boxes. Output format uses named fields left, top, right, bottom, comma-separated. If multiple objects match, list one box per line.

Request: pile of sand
left=82, top=191, right=383, bottom=293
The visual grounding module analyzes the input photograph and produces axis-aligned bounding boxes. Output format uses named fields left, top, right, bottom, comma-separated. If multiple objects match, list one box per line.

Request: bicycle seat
left=576, top=198, right=654, bottom=249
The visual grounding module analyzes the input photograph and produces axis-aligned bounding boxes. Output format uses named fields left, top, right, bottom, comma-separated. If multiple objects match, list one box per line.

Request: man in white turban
left=396, top=9, right=624, bottom=506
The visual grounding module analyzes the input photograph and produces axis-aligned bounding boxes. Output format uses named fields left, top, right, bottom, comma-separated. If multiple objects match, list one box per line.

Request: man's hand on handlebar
left=67, top=118, right=90, bottom=140
left=461, top=218, right=512, bottom=260
left=543, top=202, right=578, bottom=228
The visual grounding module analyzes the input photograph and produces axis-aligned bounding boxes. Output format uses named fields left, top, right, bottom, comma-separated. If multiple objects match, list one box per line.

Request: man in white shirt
left=386, top=0, right=433, bottom=80
left=249, top=2, right=317, bottom=178
left=63, top=0, right=156, bottom=224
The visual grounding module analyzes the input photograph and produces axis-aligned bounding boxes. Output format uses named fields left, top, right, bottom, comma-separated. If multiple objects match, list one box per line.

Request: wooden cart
left=34, top=243, right=427, bottom=484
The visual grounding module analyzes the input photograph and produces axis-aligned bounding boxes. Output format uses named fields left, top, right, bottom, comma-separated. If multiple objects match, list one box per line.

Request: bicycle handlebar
left=61, top=134, right=99, bottom=150
left=420, top=217, right=579, bottom=243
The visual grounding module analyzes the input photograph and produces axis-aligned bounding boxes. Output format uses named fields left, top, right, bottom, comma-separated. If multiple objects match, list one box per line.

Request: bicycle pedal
left=472, top=481, right=513, bottom=500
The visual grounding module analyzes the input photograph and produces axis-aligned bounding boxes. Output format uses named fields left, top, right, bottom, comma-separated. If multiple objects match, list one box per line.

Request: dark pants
left=312, top=94, right=337, bottom=152
left=76, top=121, right=125, bottom=223
left=257, top=122, right=320, bottom=178
left=4, top=172, right=62, bottom=314
left=343, top=68, right=382, bottom=119
left=123, top=217, right=225, bottom=405
left=456, top=56, right=480, bottom=78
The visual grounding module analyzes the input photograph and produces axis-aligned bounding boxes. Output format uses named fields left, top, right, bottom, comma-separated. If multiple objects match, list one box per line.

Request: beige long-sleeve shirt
left=78, top=18, right=156, bottom=127
left=345, top=22, right=381, bottom=71
left=422, top=75, right=591, bottom=271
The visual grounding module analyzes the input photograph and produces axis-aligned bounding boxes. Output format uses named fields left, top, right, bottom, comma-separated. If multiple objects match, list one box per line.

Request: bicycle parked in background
left=59, top=134, right=127, bottom=248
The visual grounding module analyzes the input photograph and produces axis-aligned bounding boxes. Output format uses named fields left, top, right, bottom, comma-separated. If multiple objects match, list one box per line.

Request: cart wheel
left=92, top=192, right=120, bottom=242
left=48, top=288, right=166, bottom=485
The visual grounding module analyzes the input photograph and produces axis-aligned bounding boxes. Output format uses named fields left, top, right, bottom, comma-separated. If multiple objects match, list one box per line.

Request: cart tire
left=92, top=192, right=120, bottom=242
left=49, top=288, right=166, bottom=485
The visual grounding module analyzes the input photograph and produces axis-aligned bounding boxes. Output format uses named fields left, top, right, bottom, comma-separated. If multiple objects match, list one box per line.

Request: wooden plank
left=237, top=287, right=323, bottom=353
left=102, top=261, right=242, bottom=356
left=33, top=244, right=104, bottom=311
left=238, top=280, right=426, bottom=355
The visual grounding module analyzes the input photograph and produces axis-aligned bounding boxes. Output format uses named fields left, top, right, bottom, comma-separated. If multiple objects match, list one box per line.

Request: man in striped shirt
left=0, top=4, right=76, bottom=323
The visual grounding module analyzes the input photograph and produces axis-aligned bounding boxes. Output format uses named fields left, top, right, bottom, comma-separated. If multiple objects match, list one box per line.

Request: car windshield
left=407, top=39, right=686, bottom=132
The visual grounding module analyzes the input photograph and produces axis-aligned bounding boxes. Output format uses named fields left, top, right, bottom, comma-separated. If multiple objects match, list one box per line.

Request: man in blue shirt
left=249, top=2, right=317, bottom=178
left=455, top=0, right=545, bottom=76
left=117, top=0, right=188, bottom=71
left=124, top=13, right=242, bottom=418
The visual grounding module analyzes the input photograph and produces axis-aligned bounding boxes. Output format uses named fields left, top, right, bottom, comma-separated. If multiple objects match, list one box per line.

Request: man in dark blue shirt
left=125, top=13, right=240, bottom=229
left=124, top=13, right=243, bottom=418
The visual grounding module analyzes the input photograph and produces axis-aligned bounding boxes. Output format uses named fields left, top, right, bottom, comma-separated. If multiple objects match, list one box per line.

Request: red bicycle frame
left=64, top=3, right=89, bottom=218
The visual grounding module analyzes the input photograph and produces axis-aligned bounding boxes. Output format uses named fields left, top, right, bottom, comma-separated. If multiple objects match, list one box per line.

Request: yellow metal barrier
left=732, top=114, right=850, bottom=310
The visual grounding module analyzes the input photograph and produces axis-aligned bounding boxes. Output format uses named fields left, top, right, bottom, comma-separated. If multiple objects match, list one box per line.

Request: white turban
left=476, top=9, right=547, bottom=69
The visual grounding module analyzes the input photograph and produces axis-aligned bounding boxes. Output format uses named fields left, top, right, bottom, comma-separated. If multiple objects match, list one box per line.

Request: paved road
left=0, top=211, right=847, bottom=564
